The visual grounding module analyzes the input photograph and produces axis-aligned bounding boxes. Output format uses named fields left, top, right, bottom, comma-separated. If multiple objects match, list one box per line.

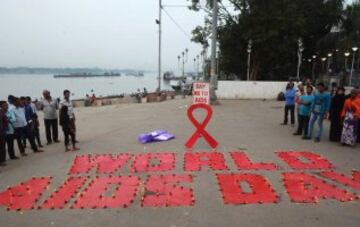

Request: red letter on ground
left=72, top=176, right=139, bottom=209
left=320, top=171, right=360, bottom=191
left=0, top=177, right=50, bottom=211
left=184, top=152, right=228, bottom=171
left=216, top=174, right=278, bottom=204
left=276, top=151, right=334, bottom=170
left=141, top=174, right=194, bottom=207
left=68, top=154, right=132, bottom=174
left=41, top=176, right=87, bottom=209
left=230, top=152, right=278, bottom=170
left=131, top=153, right=175, bottom=173
left=283, top=172, right=356, bottom=203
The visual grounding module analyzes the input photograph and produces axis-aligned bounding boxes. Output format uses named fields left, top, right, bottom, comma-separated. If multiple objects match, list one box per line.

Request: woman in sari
left=341, top=89, right=360, bottom=146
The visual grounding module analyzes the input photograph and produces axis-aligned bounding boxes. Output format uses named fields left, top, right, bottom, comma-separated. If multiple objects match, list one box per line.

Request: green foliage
left=190, top=0, right=354, bottom=80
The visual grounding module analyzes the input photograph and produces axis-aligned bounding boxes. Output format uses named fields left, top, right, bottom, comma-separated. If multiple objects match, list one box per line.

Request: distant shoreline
left=0, top=67, right=152, bottom=75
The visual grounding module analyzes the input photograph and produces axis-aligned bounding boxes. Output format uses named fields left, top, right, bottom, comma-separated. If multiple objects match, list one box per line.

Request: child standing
left=59, top=105, right=79, bottom=152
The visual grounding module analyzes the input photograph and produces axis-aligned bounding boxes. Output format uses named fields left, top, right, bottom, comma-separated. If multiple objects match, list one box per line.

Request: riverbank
left=71, top=91, right=177, bottom=107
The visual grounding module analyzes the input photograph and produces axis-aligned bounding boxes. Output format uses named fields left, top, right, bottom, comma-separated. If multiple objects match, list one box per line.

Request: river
left=0, top=73, right=171, bottom=100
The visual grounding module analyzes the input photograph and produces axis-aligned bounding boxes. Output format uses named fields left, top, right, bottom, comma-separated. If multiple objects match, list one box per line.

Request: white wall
left=216, top=81, right=288, bottom=100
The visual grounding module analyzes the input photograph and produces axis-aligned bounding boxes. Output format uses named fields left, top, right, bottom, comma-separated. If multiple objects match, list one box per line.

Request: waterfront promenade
left=0, top=98, right=359, bottom=227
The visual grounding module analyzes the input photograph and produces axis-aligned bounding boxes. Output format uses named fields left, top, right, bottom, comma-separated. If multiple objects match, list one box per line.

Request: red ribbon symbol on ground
left=185, top=103, right=218, bottom=149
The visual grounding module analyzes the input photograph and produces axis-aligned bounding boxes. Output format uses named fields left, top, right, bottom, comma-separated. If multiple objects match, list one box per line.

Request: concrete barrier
left=216, top=81, right=288, bottom=100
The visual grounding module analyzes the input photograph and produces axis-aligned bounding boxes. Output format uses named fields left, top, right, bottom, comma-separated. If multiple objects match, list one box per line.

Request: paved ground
left=0, top=98, right=359, bottom=227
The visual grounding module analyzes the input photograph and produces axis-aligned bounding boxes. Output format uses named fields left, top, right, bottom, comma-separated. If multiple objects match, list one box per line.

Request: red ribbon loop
left=185, top=103, right=218, bottom=149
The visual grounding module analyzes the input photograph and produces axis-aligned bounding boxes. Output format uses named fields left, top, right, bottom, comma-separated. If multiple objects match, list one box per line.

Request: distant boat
left=54, top=72, right=121, bottom=78
left=125, top=72, right=144, bottom=77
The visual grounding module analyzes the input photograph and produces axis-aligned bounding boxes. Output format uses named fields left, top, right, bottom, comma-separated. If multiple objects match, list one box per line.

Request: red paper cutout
left=41, top=176, right=87, bottom=209
left=184, top=152, right=228, bottom=171
left=185, top=103, right=218, bottom=149
left=0, top=177, right=51, bottom=211
left=320, top=171, right=360, bottom=191
left=276, top=151, right=334, bottom=170
left=72, top=176, right=139, bottom=209
left=230, top=152, right=278, bottom=170
left=216, top=174, right=278, bottom=205
left=131, top=153, right=175, bottom=173
left=68, top=154, right=132, bottom=175
left=282, top=172, right=357, bottom=203
left=141, top=174, right=194, bottom=207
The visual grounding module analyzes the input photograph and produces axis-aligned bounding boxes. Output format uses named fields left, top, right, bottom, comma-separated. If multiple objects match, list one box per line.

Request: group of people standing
left=0, top=89, right=79, bottom=167
left=282, top=79, right=360, bottom=146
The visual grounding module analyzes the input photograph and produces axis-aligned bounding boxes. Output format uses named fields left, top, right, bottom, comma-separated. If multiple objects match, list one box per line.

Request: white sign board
left=193, top=82, right=210, bottom=105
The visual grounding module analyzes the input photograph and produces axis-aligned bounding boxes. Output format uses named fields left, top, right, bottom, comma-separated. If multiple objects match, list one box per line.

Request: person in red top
left=340, top=89, right=359, bottom=146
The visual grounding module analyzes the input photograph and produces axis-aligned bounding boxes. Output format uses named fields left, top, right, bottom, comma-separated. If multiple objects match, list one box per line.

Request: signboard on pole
left=192, top=82, right=210, bottom=105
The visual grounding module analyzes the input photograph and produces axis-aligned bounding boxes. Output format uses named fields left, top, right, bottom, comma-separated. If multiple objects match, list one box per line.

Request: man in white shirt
left=60, top=90, right=75, bottom=119
left=40, top=90, right=59, bottom=145
left=60, top=90, right=78, bottom=143
left=11, top=96, right=43, bottom=155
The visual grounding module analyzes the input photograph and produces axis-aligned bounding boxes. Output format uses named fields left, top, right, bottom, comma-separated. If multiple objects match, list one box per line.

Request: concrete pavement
left=0, top=98, right=359, bottom=227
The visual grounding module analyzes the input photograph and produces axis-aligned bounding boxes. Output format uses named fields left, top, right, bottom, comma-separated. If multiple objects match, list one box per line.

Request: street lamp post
left=321, top=57, right=327, bottom=74
left=344, top=52, right=350, bottom=71
left=193, top=58, right=197, bottom=73
left=209, top=0, right=218, bottom=103
left=177, top=55, right=181, bottom=71
left=350, top=46, right=358, bottom=86
left=182, top=51, right=185, bottom=77
left=312, top=55, right=317, bottom=81
left=296, top=39, right=304, bottom=81
left=179, top=49, right=189, bottom=78
left=247, top=39, right=252, bottom=81
left=344, top=51, right=350, bottom=86
left=157, top=0, right=162, bottom=92
left=200, top=51, right=204, bottom=76
left=196, top=55, right=200, bottom=76
left=327, top=53, right=332, bottom=74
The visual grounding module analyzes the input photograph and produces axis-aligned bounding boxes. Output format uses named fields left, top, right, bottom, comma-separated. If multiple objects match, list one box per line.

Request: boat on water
left=54, top=72, right=121, bottom=78
left=125, top=72, right=144, bottom=77
left=170, top=74, right=203, bottom=92
left=163, top=71, right=184, bottom=81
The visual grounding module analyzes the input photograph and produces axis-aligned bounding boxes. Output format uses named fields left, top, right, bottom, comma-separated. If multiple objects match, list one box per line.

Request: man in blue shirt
left=0, top=101, right=19, bottom=161
left=294, top=86, right=314, bottom=136
left=281, top=82, right=297, bottom=126
left=0, top=101, right=8, bottom=166
left=303, top=83, right=331, bottom=142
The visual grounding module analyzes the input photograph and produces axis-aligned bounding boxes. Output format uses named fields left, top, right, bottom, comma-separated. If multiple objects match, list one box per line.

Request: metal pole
left=246, top=40, right=252, bottom=81
left=296, top=39, right=303, bottom=81
left=350, top=53, right=355, bottom=86
left=247, top=51, right=251, bottom=81
left=157, top=0, right=162, bottom=92
left=182, top=52, right=185, bottom=77
left=312, top=61, right=315, bottom=82
left=345, top=57, right=348, bottom=72
left=209, top=0, right=218, bottom=104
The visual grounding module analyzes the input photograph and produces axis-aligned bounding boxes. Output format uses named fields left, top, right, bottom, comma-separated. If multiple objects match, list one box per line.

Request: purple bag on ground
left=138, top=130, right=175, bottom=144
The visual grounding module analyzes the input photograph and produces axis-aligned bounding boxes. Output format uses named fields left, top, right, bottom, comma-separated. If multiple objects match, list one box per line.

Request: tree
left=190, top=0, right=345, bottom=81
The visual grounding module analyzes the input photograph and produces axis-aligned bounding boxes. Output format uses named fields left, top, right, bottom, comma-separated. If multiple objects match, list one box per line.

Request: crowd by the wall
left=0, top=89, right=79, bottom=167
left=282, top=79, right=360, bottom=146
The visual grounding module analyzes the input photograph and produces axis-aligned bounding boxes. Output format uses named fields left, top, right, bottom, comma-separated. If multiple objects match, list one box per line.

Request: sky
left=0, top=0, right=206, bottom=72
left=0, top=0, right=355, bottom=71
